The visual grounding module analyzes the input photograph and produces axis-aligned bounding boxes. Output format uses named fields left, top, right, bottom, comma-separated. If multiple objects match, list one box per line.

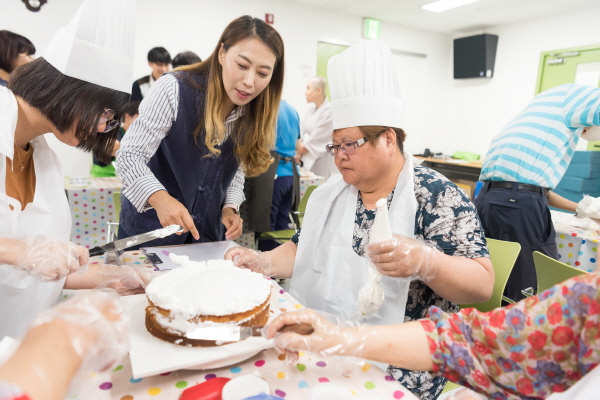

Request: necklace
left=14, top=143, right=27, bottom=171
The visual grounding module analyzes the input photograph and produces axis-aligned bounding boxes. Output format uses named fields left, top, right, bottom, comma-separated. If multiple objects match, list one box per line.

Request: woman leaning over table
left=116, top=16, right=284, bottom=248
left=226, top=40, right=494, bottom=400
left=0, top=0, right=145, bottom=341
left=268, top=271, right=600, bottom=400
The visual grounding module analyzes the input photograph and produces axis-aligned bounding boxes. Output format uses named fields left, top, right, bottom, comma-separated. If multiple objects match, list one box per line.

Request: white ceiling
left=288, top=0, right=599, bottom=34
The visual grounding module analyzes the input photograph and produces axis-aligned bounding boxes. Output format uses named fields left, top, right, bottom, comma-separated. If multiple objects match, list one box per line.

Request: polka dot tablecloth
left=551, top=210, right=599, bottom=272
left=75, top=252, right=417, bottom=400
left=65, top=177, right=122, bottom=249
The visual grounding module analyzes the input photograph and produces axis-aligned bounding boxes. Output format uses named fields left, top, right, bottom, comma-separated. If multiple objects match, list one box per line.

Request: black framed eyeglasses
left=325, top=138, right=368, bottom=156
left=98, top=108, right=119, bottom=133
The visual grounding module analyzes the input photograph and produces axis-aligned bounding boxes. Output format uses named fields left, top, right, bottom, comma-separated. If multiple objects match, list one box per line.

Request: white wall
left=2, top=1, right=599, bottom=176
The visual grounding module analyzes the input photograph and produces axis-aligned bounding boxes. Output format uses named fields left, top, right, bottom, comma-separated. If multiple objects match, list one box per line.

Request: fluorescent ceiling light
left=422, top=0, right=480, bottom=12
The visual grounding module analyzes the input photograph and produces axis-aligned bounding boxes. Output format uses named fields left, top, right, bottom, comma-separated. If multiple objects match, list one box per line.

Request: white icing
left=577, top=195, right=600, bottom=219
left=146, top=259, right=271, bottom=319
left=169, top=253, right=189, bottom=264
left=151, top=224, right=182, bottom=239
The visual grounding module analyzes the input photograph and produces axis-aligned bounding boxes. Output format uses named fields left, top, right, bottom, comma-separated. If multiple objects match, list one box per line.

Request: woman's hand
left=266, top=309, right=365, bottom=362
left=148, top=191, right=199, bottom=240
left=221, top=208, right=243, bottom=240
left=224, top=246, right=272, bottom=276
left=5, top=237, right=89, bottom=282
left=365, top=234, right=441, bottom=282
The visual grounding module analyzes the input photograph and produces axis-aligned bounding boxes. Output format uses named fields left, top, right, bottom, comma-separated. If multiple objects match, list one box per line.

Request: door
left=535, top=45, right=600, bottom=150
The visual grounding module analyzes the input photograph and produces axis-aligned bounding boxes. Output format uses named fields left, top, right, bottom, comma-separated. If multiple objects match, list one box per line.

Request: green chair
left=259, top=185, right=318, bottom=243
left=460, top=238, right=521, bottom=312
left=442, top=381, right=461, bottom=394
left=106, top=191, right=121, bottom=243
left=529, top=251, right=586, bottom=294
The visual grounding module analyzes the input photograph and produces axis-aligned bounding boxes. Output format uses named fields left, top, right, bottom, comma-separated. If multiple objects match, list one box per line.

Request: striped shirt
left=480, top=84, right=600, bottom=189
left=116, top=74, right=245, bottom=213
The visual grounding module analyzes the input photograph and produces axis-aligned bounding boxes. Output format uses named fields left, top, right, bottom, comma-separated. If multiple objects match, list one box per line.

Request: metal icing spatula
left=88, top=225, right=182, bottom=257
left=186, top=323, right=314, bottom=342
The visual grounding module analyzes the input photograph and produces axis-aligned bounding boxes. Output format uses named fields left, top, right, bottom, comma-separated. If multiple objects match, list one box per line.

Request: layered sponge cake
left=145, top=259, right=271, bottom=347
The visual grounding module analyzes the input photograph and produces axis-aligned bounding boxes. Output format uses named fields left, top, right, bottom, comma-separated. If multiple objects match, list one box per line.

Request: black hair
left=0, top=30, right=36, bottom=72
left=172, top=51, right=202, bottom=69
left=9, top=58, right=129, bottom=164
left=125, top=101, right=140, bottom=117
left=147, top=47, right=171, bottom=64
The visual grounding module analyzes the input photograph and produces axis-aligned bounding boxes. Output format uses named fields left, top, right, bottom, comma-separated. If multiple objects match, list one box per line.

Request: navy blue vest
left=119, top=72, right=239, bottom=246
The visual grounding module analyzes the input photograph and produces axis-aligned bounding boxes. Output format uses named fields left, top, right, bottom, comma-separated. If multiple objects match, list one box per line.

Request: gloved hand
left=265, top=309, right=372, bottom=362
left=95, top=265, right=163, bottom=296
left=576, top=195, right=600, bottom=225
left=9, top=236, right=89, bottom=282
left=365, top=234, right=442, bottom=282
left=30, top=289, right=129, bottom=373
left=446, top=388, right=488, bottom=400
left=224, top=246, right=273, bottom=277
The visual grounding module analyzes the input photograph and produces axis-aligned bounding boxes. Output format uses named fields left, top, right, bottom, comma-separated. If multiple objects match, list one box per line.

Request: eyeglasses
left=325, top=138, right=368, bottom=156
left=98, top=109, right=119, bottom=133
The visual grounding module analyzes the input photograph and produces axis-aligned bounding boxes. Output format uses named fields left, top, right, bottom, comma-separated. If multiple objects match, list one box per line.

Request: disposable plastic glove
left=446, top=388, right=488, bottom=400
left=266, top=308, right=373, bottom=362
left=576, top=195, right=600, bottom=225
left=95, top=265, right=163, bottom=296
left=224, top=246, right=273, bottom=277
left=9, top=236, right=89, bottom=282
left=30, top=289, right=129, bottom=373
left=365, top=234, right=442, bottom=282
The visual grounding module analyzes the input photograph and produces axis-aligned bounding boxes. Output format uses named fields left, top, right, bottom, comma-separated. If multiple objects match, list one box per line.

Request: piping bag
left=358, top=198, right=392, bottom=316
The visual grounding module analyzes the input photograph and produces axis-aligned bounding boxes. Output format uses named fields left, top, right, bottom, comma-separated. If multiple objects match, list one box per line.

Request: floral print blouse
left=421, top=272, right=600, bottom=400
left=293, top=165, right=490, bottom=399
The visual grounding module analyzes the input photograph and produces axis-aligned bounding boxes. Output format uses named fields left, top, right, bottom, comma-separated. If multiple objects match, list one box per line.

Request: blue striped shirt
left=116, top=74, right=245, bottom=212
left=480, top=84, right=600, bottom=189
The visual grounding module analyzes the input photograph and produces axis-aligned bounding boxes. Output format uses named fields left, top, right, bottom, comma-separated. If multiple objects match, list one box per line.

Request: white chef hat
left=328, top=40, right=404, bottom=130
left=43, top=0, right=136, bottom=94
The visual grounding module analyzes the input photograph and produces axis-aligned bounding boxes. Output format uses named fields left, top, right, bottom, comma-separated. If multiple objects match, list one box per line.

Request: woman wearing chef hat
left=0, top=0, right=138, bottom=340
left=227, top=40, right=494, bottom=399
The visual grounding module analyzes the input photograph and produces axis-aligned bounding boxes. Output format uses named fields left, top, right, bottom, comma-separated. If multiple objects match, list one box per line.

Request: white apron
left=0, top=87, right=71, bottom=339
left=289, top=155, right=417, bottom=325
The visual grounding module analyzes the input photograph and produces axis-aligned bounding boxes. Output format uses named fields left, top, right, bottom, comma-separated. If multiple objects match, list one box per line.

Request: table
left=551, top=210, right=600, bottom=272
left=65, top=177, right=122, bottom=248
left=75, top=252, right=417, bottom=400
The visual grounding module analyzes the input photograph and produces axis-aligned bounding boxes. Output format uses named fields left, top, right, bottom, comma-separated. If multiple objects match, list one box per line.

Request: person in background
left=475, top=84, right=600, bottom=302
left=130, top=47, right=171, bottom=102
left=226, top=40, right=493, bottom=400
left=91, top=101, right=140, bottom=178
left=116, top=16, right=285, bottom=248
left=0, top=290, right=129, bottom=400
left=268, top=270, right=600, bottom=400
left=172, top=51, right=202, bottom=69
left=0, top=0, right=138, bottom=340
left=296, top=75, right=334, bottom=179
left=0, top=30, right=35, bottom=86
left=258, top=99, right=301, bottom=251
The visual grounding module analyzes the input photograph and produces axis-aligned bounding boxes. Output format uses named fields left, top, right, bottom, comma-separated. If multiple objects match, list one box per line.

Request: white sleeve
left=303, top=106, right=333, bottom=160
left=223, top=167, right=246, bottom=210
left=116, top=74, right=179, bottom=213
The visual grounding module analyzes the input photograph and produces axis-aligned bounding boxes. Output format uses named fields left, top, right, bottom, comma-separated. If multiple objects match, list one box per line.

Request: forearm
left=548, top=191, right=578, bottom=213
left=426, top=256, right=494, bottom=304
left=64, top=264, right=103, bottom=289
left=358, top=322, right=433, bottom=371
left=266, top=241, right=297, bottom=279
left=0, top=238, right=21, bottom=266
left=0, top=322, right=81, bottom=400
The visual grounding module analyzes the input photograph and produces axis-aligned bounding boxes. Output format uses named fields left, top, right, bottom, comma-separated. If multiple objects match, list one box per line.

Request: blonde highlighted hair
left=178, top=16, right=284, bottom=177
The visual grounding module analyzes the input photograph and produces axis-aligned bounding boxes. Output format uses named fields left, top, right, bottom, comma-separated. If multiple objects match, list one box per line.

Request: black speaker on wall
left=453, top=34, right=499, bottom=79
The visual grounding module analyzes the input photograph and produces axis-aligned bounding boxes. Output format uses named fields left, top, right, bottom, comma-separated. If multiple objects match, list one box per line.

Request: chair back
left=296, top=185, right=318, bottom=228
left=461, top=238, right=521, bottom=312
left=112, top=191, right=121, bottom=223
left=533, top=251, right=586, bottom=293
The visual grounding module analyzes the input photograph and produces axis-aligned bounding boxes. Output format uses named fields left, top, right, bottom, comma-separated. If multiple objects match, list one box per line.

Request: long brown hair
left=179, top=16, right=284, bottom=177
